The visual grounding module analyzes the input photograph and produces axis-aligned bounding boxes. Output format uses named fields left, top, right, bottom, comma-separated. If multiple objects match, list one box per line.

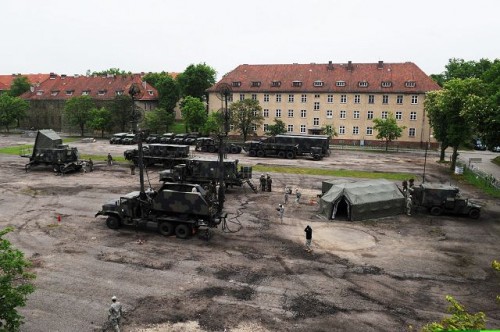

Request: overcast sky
left=1, top=0, right=499, bottom=80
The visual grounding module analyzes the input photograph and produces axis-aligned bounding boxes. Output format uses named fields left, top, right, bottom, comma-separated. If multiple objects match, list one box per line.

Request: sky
left=1, top=0, right=499, bottom=80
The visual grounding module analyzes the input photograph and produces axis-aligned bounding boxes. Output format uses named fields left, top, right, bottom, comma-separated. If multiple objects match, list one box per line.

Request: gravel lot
left=1, top=134, right=499, bottom=332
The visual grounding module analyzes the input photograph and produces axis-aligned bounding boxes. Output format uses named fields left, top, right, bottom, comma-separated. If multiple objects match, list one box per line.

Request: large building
left=207, top=61, right=440, bottom=147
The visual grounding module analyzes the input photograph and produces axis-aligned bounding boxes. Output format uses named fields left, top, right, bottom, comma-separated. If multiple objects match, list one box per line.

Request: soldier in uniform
left=88, top=158, right=93, bottom=172
left=295, top=188, right=301, bottom=204
left=304, top=225, right=313, bottom=252
left=277, top=204, right=284, bottom=223
left=284, top=186, right=289, bottom=204
left=107, top=153, right=113, bottom=166
left=266, top=173, right=272, bottom=192
left=406, top=195, right=413, bottom=216
left=108, top=296, right=123, bottom=332
left=260, top=174, right=266, bottom=192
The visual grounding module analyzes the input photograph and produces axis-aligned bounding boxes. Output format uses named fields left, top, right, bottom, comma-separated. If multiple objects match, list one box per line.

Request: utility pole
left=128, top=83, right=144, bottom=193
left=216, top=83, right=232, bottom=214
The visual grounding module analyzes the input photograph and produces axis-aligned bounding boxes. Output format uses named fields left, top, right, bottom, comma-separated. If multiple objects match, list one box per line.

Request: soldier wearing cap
left=277, top=204, right=284, bottom=223
left=108, top=296, right=123, bottom=332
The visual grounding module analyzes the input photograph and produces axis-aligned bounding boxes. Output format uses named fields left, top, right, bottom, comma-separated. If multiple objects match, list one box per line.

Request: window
left=353, top=126, right=359, bottom=135
left=411, top=95, right=418, bottom=104
left=263, top=124, right=269, bottom=132
left=232, top=81, right=241, bottom=87
left=340, top=110, right=346, bottom=119
left=251, top=81, right=261, bottom=87
left=263, top=109, right=269, bottom=117
left=368, top=95, right=374, bottom=104
left=276, top=94, right=281, bottom=102
left=353, top=111, right=360, bottom=119
left=327, top=94, right=334, bottom=103
left=82, top=90, right=90, bottom=96
left=339, top=125, right=345, bottom=135
left=340, top=95, right=347, bottom=103
left=264, top=94, right=269, bottom=102
left=292, top=81, right=302, bottom=87
left=382, top=95, right=389, bottom=104
left=288, top=109, right=294, bottom=117
left=313, top=118, right=320, bottom=126
left=314, top=102, right=320, bottom=110
left=275, top=109, right=281, bottom=117
left=239, top=94, right=245, bottom=101
left=409, top=128, right=416, bottom=137
left=395, top=111, right=402, bottom=120
left=381, top=81, right=392, bottom=88
left=300, top=110, right=307, bottom=118
left=354, top=95, right=360, bottom=104
left=50, top=91, right=59, bottom=96
left=366, top=127, right=373, bottom=135
left=251, top=94, right=257, bottom=101
left=382, top=111, right=388, bottom=119
left=116, top=90, right=124, bottom=96
left=301, top=94, right=307, bottom=103
left=300, top=125, right=306, bottom=133
left=251, top=124, right=257, bottom=131
left=358, top=81, right=369, bottom=87
left=314, top=94, right=320, bottom=99
left=397, top=95, right=403, bottom=104
left=252, top=110, right=258, bottom=117
left=336, top=81, right=346, bottom=87
left=287, top=124, right=294, bottom=132
left=98, top=90, right=107, bottom=96
left=410, top=111, right=417, bottom=120
left=313, top=80, right=324, bottom=87
left=288, top=94, right=294, bottom=102
left=148, top=90, right=154, bottom=96
left=326, top=110, right=333, bottom=118
left=65, top=90, right=74, bottom=96
left=271, top=81, right=281, bottom=87
left=367, top=111, right=373, bottom=119
left=405, top=81, right=416, bottom=88
left=228, top=94, right=233, bottom=102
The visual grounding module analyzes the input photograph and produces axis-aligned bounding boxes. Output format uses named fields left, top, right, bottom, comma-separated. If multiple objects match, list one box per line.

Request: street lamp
left=422, top=135, right=433, bottom=183
left=215, top=83, right=232, bottom=213
left=128, top=83, right=144, bottom=193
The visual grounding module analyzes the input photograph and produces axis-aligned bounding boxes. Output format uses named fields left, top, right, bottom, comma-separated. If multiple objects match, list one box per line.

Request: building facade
left=207, top=61, right=440, bottom=148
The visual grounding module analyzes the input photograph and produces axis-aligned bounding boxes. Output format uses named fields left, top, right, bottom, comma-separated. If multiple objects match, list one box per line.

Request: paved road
left=456, top=149, right=500, bottom=180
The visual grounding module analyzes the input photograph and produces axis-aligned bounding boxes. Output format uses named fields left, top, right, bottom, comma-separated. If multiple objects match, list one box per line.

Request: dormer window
left=50, top=90, right=59, bottom=96
left=405, top=81, right=416, bottom=88
left=65, top=90, right=74, bottom=96
left=313, top=80, right=324, bottom=87
left=36, top=90, right=43, bottom=96
left=251, top=81, right=261, bottom=87
left=82, top=90, right=90, bottom=96
left=292, top=81, right=302, bottom=87
left=271, top=80, right=281, bottom=87
left=116, top=90, right=123, bottom=96
left=98, top=90, right=107, bottom=96
left=336, top=81, right=346, bottom=87
left=148, top=90, right=154, bottom=95
left=358, top=81, right=369, bottom=87
left=232, top=81, right=241, bottom=87
left=381, top=81, right=392, bottom=88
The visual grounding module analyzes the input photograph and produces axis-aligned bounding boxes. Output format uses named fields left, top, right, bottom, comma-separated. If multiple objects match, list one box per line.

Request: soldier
left=88, top=158, right=93, bottom=172
left=304, top=225, right=313, bottom=252
left=107, top=153, right=113, bottom=166
left=260, top=174, right=266, bottom=192
left=108, top=296, right=123, bottom=332
left=266, top=173, right=272, bottom=192
left=277, top=204, right=284, bottom=223
left=130, top=162, right=135, bottom=175
left=284, top=186, right=289, bottom=204
left=402, top=179, right=408, bottom=196
left=295, top=188, right=301, bottom=204
left=406, top=195, right=413, bottom=216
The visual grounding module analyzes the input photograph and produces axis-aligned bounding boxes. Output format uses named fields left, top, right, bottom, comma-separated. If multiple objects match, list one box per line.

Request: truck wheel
left=175, top=224, right=190, bottom=239
left=286, top=151, right=295, bottom=159
left=230, top=146, right=239, bottom=154
left=257, top=150, right=265, bottom=157
left=278, top=151, right=286, bottom=158
left=468, top=209, right=480, bottom=219
left=313, top=154, right=321, bottom=160
left=201, top=146, right=208, bottom=152
left=159, top=222, right=174, bottom=236
left=430, top=206, right=442, bottom=216
left=106, top=216, right=121, bottom=229
left=208, top=146, right=216, bottom=153
left=249, top=150, right=257, bottom=157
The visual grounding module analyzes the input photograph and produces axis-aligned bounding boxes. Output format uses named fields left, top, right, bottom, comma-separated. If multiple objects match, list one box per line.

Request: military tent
left=318, top=179, right=405, bottom=221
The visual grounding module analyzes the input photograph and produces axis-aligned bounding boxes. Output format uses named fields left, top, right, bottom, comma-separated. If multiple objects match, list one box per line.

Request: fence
left=458, top=160, right=500, bottom=190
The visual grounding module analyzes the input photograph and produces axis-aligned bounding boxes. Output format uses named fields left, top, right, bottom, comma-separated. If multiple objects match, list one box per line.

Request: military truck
left=124, top=144, right=191, bottom=167
left=121, top=133, right=139, bottom=145
left=411, top=183, right=481, bottom=219
left=95, top=182, right=226, bottom=239
left=22, top=129, right=83, bottom=173
left=262, top=134, right=330, bottom=160
left=195, top=137, right=242, bottom=154
left=109, top=132, right=128, bottom=144
left=158, top=157, right=255, bottom=191
left=243, top=140, right=298, bottom=159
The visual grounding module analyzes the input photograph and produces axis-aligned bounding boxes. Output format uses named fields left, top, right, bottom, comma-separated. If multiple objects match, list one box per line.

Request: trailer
left=262, top=134, right=330, bottom=159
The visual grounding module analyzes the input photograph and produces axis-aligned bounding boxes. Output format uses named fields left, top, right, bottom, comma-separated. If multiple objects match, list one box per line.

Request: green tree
left=425, top=78, right=488, bottom=170
left=90, top=68, right=131, bottom=76
left=180, top=96, right=207, bottom=132
left=177, top=63, right=216, bottom=100
left=322, top=124, right=338, bottom=138
left=372, top=113, right=405, bottom=151
left=64, top=95, right=95, bottom=136
left=110, top=95, right=133, bottom=132
left=0, top=94, right=29, bottom=132
left=203, top=111, right=224, bottom=136
left=421, top=296, right=486, bottom=332
left=143, top=72, right=180, bottom=113
left=229, top=99, right=264, bottom=142
left=87, top=107, right=113, bottom=138
left=9, top=76, right=31, bottom=97
left=266, top=118, right=286, bottom=136
left=0, top=227, right=36, bottom=331
left=143, top=107, right=174, bottom=133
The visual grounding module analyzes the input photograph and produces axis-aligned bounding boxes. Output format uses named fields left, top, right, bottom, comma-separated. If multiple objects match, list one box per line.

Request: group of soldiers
left=259, top=173, right=273, bottom=192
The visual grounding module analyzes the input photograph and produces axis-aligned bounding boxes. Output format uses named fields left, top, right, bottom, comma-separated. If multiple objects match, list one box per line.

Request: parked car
left=472, top=138, right=486, bottom=151
left=490, top=145, right=500, bottom=152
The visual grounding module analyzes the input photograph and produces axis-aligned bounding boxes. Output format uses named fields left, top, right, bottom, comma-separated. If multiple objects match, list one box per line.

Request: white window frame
left=366, top=127, right=373, bottom=135
left=410, top=111, right=417, bottom=120
left=353, top=126, right=359, bottom=135
left=395, top=111, right=402, bottom=120
left=354, top=95, right=360, bottom=104
left=301, top=94, right=307, bottom=103
left=340, top=110, right=346, bottom=119
left=339, top=125, right=345, bottom=135
left=300, top=124, right=306, bottom=133
left=411, top=95, right=418, bottom=104
left=381, top=111, right=388, bottom=119
left=382, top=95, right=389, bottom=104
left=287, top=124, right=294, bottom=132
left=288, top=94, right=294, bottom=102
left=340, top=95, right=347, bottom=103
left=326, top=110, right=333, bottom=118
left=397, top=95, right=403, bottom=104
left=353, top=111, right=360, bottom=119
left=288, top=109, right=294, bottom=118
left=239, top=94, right=245, bottom=101
left=409, top=128, right=416, bottom=137
left=275, top=109, right=281, bottom=118
left=263, top=109, right=269, bottom=117
left=314, top=102, right=320, bottom=111
left=300, top=110, right=307, bottom=118
left=313, top=118, right=320, bottom=126
left=368, top=95, right=374, bottom=104
left=367, top=111, right=373, bottom=120
left=327, top=94, right=334, bottom=103
left=264, top=94, right=269, bottom=102
left=276, top=94, right=281, bottom=102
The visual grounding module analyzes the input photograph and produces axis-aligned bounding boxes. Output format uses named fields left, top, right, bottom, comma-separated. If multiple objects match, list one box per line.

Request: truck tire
left=230, top=146, right=239, bottom=154
left=159, top=222, right=175, bottom=236
left=313, top=154, right=321, bottom=160
left=201, top=146, right=208, bottom=152
left=278, top=151, right=286, bottom=158
left=175, top=224, right=190, bottom=239
left=249, top=150, right=257, bottom=157
left=106, top=216, right=121, bottom=229
left=430, top=206, right=442, bottom=216
left=208, top=145, right=216, bottom=153
left=468, top=209, right=480, bottom=219
left=286, top=151, right=295, bottom=159
left=257, top=150, right=265, bottom=157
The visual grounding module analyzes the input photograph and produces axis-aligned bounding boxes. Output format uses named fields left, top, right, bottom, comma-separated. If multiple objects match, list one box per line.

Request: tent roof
left=321, top=179, right=404, bottom=204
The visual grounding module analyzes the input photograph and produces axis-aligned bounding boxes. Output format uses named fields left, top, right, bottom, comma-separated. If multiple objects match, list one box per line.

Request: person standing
left=108, top=296, right=123, bottom=332
left=277, top=204, right=284, bottom=223
left=304, top=225, right=312, bottom=252
left=88, top=158, right=94, bottom=172
left=295, top=188, right=301, bottom=204
left=107, top=153, right=113, bottom=166
left=130, top=162, right=136, bottom=175
left=260, top=174, right=266, bottom=192
left=266, top=173, right=272, bottom=192
left=284, top=187, right=289, bottom=204
left=406, top=195, right=413, bottom=216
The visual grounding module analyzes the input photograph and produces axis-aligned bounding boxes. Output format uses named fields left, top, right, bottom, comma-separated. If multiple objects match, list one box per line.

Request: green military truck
left=243, top=140, right=298, bottom=159
left=262, top=134, right=330, bottom=160
left=411, top=183, right=481, bottom=219
left=124, top=144, right=191, bottom=167
left=195, top=137, right=242, bottom=154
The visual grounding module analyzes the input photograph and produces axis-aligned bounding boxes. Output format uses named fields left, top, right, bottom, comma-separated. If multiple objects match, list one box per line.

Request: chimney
left=347, top=61, right=353, bottom=71
left=377, top=61, right=384, bottom=69
left=49, top=72, right=57, bottom=79
left=142, top=81, right=147, bottom=89
left=61, top=74, right=67, bottom=79
left=327, top=61, right=334, bottom=71
left=30, top=86, right=35, bottom=92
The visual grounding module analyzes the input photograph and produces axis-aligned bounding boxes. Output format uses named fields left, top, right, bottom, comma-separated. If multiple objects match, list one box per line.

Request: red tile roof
left=207, top=62, right=440, bottom=94
left=21, top=74, right=158, bottom=101
left=0, top=73, right=51, bottom=90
